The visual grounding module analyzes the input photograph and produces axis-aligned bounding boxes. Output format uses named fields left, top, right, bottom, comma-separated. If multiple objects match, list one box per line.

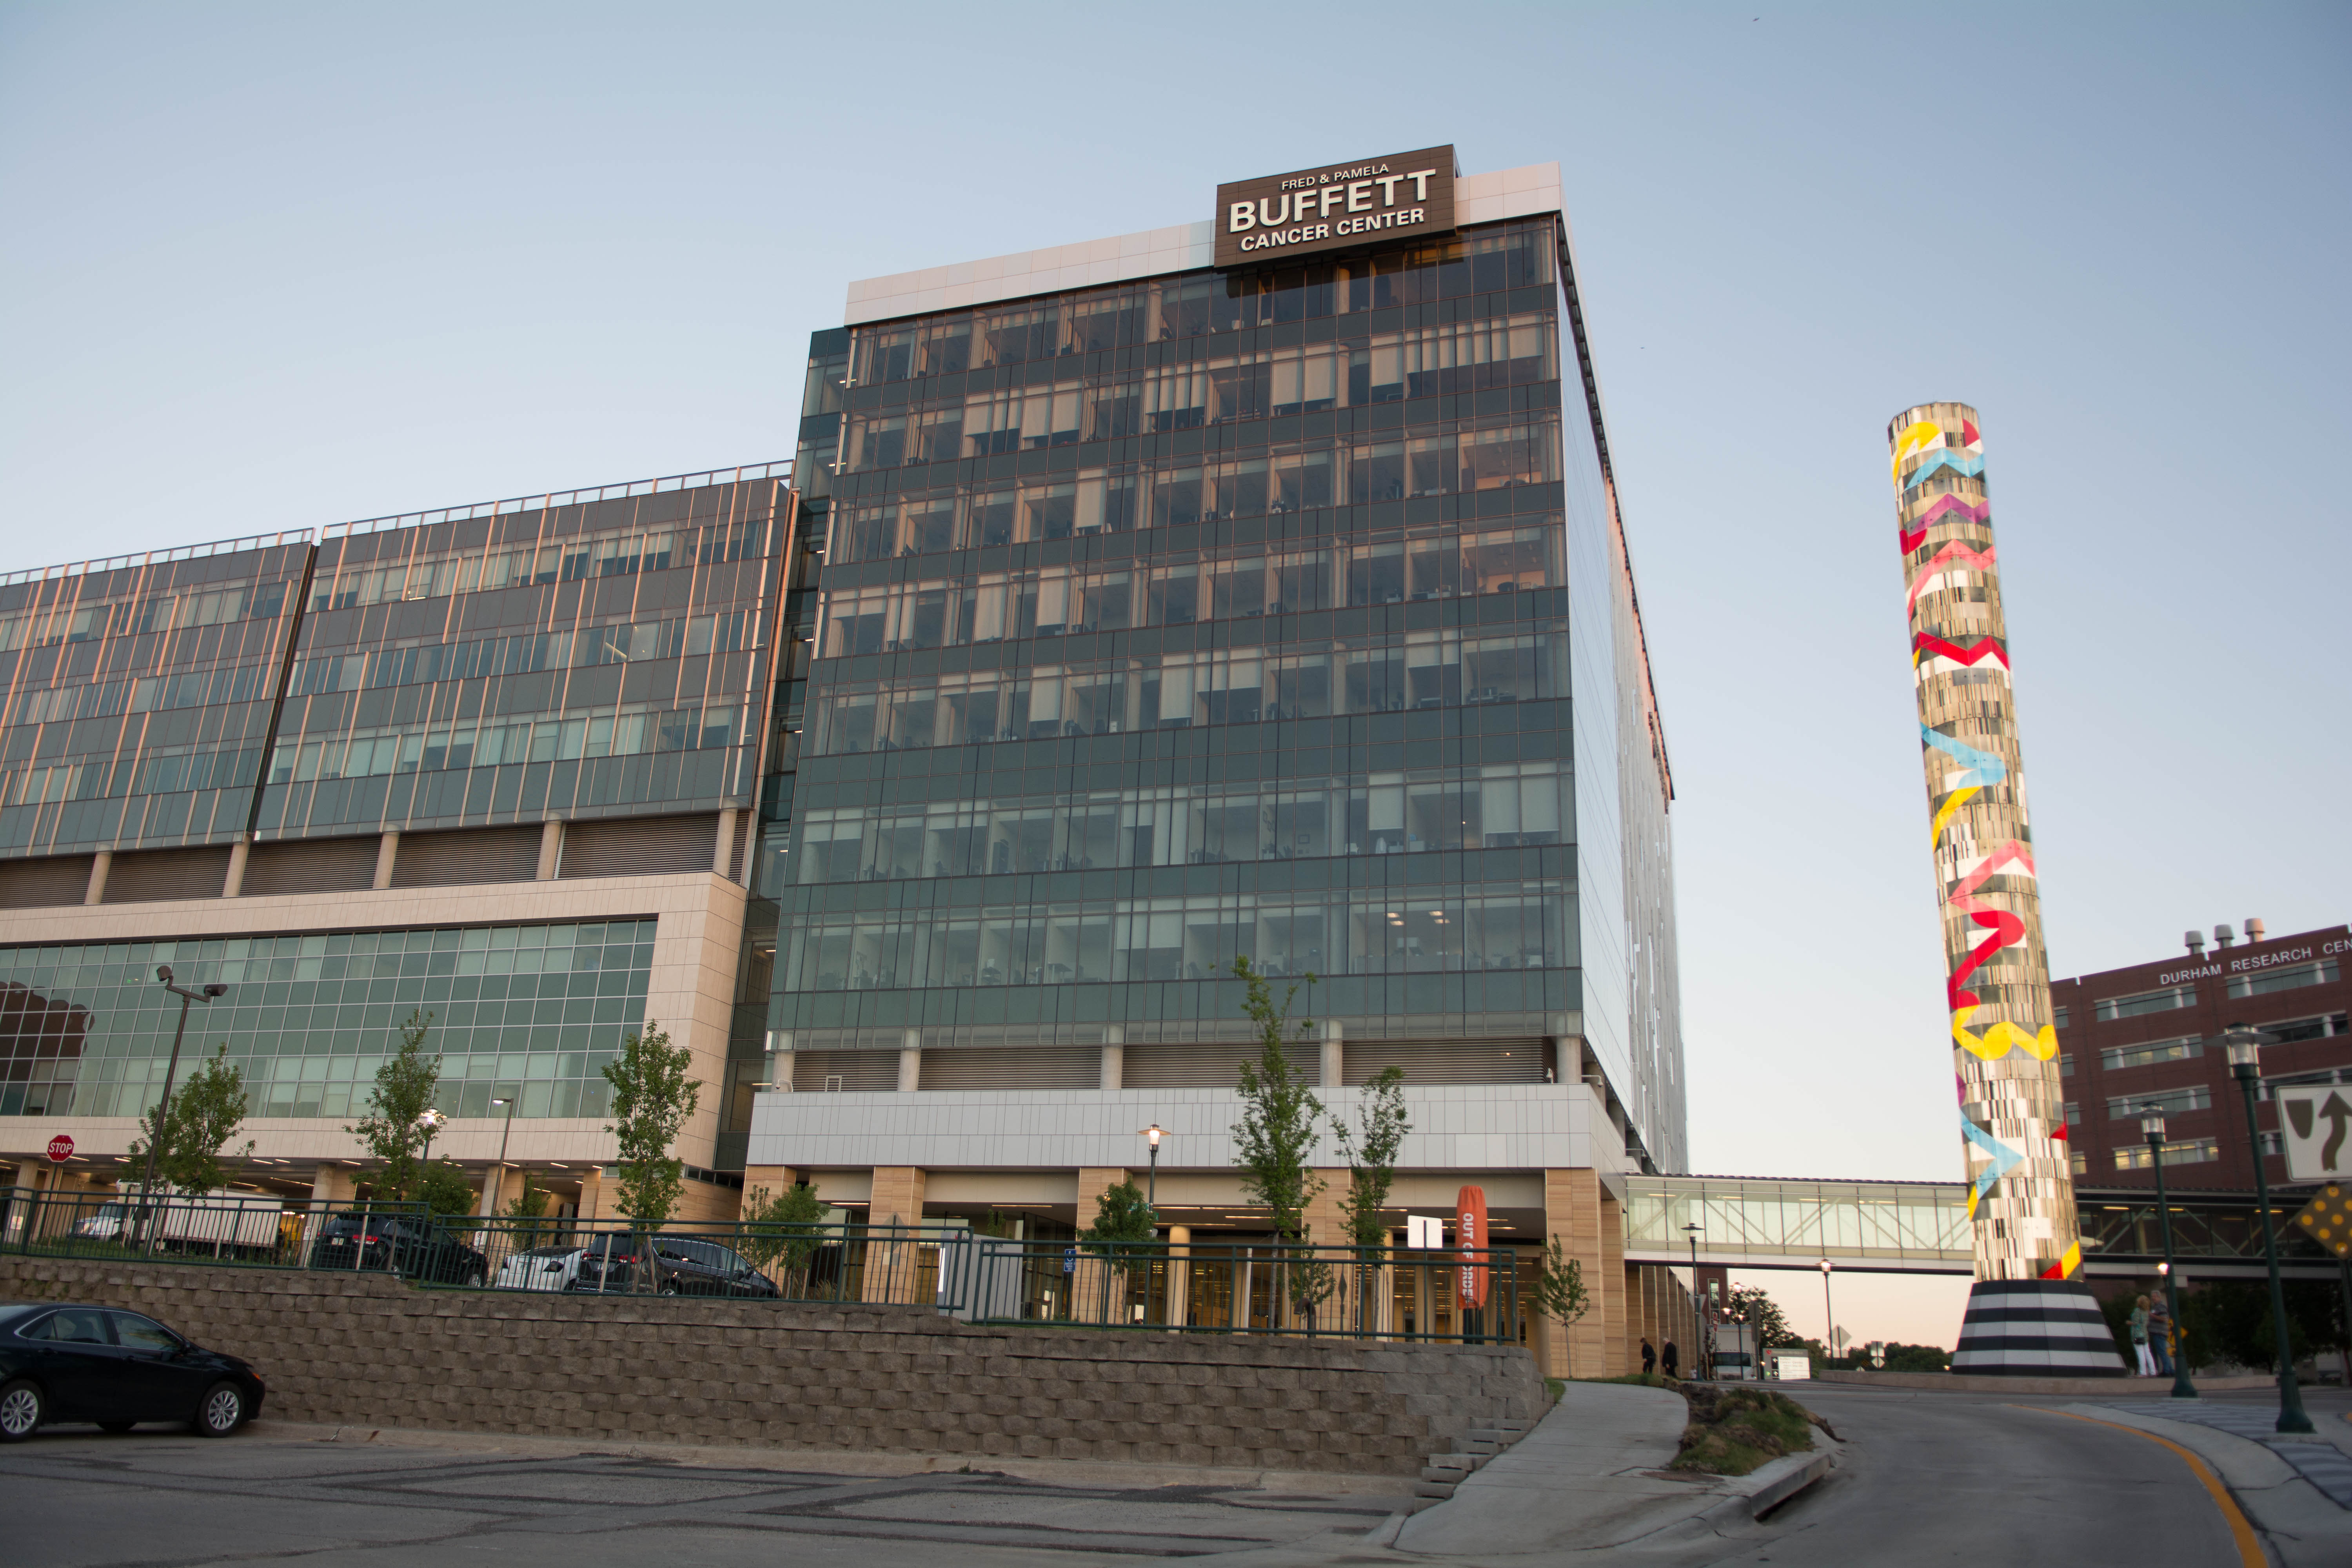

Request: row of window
left=308, top=519, right=772, bottom=611
left=287, top=611, right=756, bottom=695
left=817, top=526, right=1560, bottom=657
left=1, top=660, right=273, bottom=727
left=263, top=702, right=743, bottom=783
left=784, top=760, right=1569, bottom=883
left=2113, top=1138, right=2218, bottom=1170
left=828, top=421, right=1561, bottom=561
left=1, top=745, right=265, bottom=809
left=0, top=580, right=288, bottom=651
left=809, top=630, right=1565, bottom=756
left=779, top=887, right=1570, bottom=992
left=842, top=225, right=1558, bottom=386
left=843, top=318, right=1556, bottom=467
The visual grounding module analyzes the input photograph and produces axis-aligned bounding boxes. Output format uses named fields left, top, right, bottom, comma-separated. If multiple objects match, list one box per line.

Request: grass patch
left=1544, top=1377, right=1566, bottom=1404
left=1667, top=1385, right=1831, bottom=1477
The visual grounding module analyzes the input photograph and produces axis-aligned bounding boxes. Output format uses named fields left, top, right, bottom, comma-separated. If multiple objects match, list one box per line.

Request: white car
left=492, top=1245, right=590, bottom=1292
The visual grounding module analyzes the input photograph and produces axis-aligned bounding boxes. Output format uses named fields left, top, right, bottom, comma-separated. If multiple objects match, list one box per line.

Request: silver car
left=492, top=1245, right=589, bottom=1292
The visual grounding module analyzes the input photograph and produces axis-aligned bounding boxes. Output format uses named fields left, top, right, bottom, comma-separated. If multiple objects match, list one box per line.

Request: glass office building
left=752, top=154, right=1685, bottom=1178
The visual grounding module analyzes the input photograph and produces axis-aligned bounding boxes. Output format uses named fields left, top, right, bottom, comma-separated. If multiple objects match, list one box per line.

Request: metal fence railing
left=0, top=1189, right=1523, bottom=1343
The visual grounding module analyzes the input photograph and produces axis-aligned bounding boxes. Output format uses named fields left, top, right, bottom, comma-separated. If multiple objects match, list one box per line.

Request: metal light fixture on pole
left=137, top=966, right=227, bottom=1249
left=1683, top=1222, right=1703, bottom=1379
left=418, top=1108, right=446, bottom=1171
left=1819, top=1259, right=1835, bottom=1365
left=479, top=1097, right=519, bottom=1218
left=2223, top=1023, right=2314, bottom=1434
left=1140, top=1125, right=1164, bottom=1211
left=2140, top=1109, right=2197, bottom=1399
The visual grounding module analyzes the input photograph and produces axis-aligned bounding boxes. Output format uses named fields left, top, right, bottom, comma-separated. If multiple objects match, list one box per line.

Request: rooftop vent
left=2213, top=923, right=2237, bottom=948
left=2246, top=917, right=2267, bottom=943
left=2185, top=930, right=2207, bottom=956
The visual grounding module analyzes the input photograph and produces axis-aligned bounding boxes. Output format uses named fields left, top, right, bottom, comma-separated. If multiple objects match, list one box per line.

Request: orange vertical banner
left=1456, top=1185, right=1489, bottom=1309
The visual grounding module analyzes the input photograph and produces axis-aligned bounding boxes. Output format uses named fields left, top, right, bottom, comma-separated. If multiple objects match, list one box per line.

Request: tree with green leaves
left=1079, top=1177, right=1159, bottom=1277
left=602, top=1021, right=700, bottom=1234
left=346, top=1010, right=441, bottom=1202
left=1230, top=958, right=1332, bottom=1329
left=1724, top=1284, right=1797, bottom=1350
left=502, top=1169, right=553, bottom=1249
left=416, top=1159, right=478, bottom=1221
left=739, top=1180, right=828, bottom=1288
left=126, top=1043, right=254, bottom=1194
left=1330, top=1065, right=1408, bottom=1250
left=1533, top=1235, right=1591, bottom=1339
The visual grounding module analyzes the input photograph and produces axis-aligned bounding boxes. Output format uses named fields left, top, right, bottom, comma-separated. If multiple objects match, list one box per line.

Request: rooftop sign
left=1214, top=145, right=1456, bottom=269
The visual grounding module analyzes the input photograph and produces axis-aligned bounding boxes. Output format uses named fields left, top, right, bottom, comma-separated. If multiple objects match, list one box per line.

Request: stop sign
left=45, top=1134, right=73, bottom=1163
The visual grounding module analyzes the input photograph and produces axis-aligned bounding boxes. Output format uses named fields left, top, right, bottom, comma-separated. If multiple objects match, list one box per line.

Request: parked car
left=567, top=1234, right=778, bottom=1297
left=307, top=1213, right=487, bottom=1287
left=0, top=1301, right=265, bottom=1441
left=493, top=1244, right=590, bottom=1292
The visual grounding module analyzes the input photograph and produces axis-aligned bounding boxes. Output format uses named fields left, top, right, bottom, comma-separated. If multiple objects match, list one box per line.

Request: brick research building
left=744, top=147, right=1689, bottom=1381
left=2053, top=920, right=2350, bottom=1190
left=0, top=146, right=1691, bottom=1378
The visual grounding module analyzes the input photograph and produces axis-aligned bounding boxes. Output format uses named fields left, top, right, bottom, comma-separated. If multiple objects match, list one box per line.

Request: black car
left=0, top=1302, right=265, bottom=1441
left=568, top=1234, right=778, bottom=1297
left=307, top=1213, right=488, bottom=1287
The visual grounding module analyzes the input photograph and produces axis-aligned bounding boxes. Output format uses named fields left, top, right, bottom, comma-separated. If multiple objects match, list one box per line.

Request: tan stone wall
left=0, top=1255, right=1541, bottom=1475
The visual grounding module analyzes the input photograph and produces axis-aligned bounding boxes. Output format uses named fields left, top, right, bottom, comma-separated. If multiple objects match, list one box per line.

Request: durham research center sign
left=1215, top=145, right=1457, bottom=268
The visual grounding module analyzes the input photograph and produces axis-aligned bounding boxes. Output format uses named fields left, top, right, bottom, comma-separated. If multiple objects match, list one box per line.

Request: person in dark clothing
left=1660, top=1340, right=1680, bottom=1379
left=1641, top=1338, right=1656, bottom=1375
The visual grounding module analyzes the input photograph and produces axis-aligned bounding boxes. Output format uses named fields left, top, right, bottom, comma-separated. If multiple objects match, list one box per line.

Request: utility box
left=1769, top=1349, right=1813, bottom=1381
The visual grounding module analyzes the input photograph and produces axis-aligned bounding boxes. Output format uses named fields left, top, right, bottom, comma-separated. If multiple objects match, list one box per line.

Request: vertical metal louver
left=1123, top=1042, right=1322, bottom=1089
left=559, top=813, right=719, bottom=879
left=1341, top=1037, right=1549, bottom=1085
left=0, top=855, right=95, bottom=910
left=789, top=1050, right=902, bottom=1092
left=241, top=836, right=380, bottom=897
left=390, top=825, right=542, bottom=888
left=919, top=1045, right=1099, bottom=1091
left=100, top=847, right=234, bottom=905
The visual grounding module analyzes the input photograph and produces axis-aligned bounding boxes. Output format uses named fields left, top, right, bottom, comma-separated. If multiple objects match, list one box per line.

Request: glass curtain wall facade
left=767, top=217, right=1684, bottom=1164
left=0, top=536, right=312, bottom=856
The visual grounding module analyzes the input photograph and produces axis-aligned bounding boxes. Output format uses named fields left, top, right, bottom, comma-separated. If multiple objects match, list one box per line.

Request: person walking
left=1641, top=1337, right=1656, bottom=1375
left=2129, top=1294, right=2156, bottom=1376
left=1661, top=1339, right=1680, bottom=1379
left=2148, top=1294, right=2175, bottom=1377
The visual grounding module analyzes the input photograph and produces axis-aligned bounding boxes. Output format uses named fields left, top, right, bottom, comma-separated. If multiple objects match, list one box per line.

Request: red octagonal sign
left=45, top=1134, right=73, bottom=1163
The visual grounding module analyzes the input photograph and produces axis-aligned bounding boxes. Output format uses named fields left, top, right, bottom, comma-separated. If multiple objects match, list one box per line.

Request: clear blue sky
left=5, top=3, right=2346, bottom=1344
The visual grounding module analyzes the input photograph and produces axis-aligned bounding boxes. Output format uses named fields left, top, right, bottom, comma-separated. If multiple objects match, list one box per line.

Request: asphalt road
left=0, top=1424, right=1405, bottom=1567
left=2, top=1386, right=2341, bottom=1565
left=1655, top=1385, right=2350, bottom=1568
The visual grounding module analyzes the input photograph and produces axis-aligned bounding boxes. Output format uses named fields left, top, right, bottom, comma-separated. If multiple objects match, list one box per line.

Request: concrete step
left=1412, top=1479, right=1458, bottom=1499
left=1427, top=1452, right=1486, bottom=1472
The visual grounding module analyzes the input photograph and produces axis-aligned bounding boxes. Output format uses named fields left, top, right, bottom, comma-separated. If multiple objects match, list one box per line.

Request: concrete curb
left=1650, top=1437, right=1843, bottom=1543
left=2055, top=1404, right=2352, bottom=1568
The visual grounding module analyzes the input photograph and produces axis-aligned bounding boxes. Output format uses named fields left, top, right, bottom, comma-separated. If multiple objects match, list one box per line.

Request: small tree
left=127, top=1043, right=254, bottom=1193
left=602, top=1021, right=700, bottom=1234
left=1533, top=1234, right=1591, bottom=1333
left=346, top=1010, right=441, bottom=1202
left=1230, top=958, right=1331, bottom=1328
left=503, top=1170, right=552, bottom=1249
left=1079, top=1178, right=1159, bottom=1278
left=416, top=1159, right=478, bottom=1222
left=1331, top=1065, right=1409, bottom=1250
left=740, top=1180, right=828, bottom=1290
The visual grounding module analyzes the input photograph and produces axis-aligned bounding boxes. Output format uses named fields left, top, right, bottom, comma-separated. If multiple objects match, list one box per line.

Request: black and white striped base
left=1950, top=1279, right=2128, bottom=1376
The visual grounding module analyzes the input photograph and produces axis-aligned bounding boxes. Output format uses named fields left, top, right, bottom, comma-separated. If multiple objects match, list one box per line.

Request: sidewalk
left=1391, top=1382, right=1833, bottom=1556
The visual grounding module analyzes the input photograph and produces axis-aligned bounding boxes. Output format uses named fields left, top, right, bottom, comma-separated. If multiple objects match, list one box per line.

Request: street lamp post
left=479, top=1097, right=518, bottom=1218
left=2223, top=1023, right=2314, bottom=1434
left=1683, top=1222, right=1703, bottom=1380
left=1139, top=1125, right=1164, bottom=1210
left=418, top=1107, right=446, bottom=1180
left=2140, top=1110, right=2197, bottom=1399
left=1819, top=1259, right=1835, bottom=1368
left=137, top=966, right=226, bottom=1249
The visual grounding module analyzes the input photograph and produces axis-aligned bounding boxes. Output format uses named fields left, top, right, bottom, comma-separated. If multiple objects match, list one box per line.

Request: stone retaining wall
left=0, top=1256, right=1540, bottom=1474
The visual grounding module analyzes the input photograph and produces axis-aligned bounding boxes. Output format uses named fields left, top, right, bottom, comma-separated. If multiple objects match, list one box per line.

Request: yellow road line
left=2014, top=1407, right=2263, bottom=1568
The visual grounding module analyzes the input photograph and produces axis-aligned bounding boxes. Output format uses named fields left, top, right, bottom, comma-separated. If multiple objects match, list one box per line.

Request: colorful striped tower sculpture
left=1889, top=403, right=2123, bottom=1375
